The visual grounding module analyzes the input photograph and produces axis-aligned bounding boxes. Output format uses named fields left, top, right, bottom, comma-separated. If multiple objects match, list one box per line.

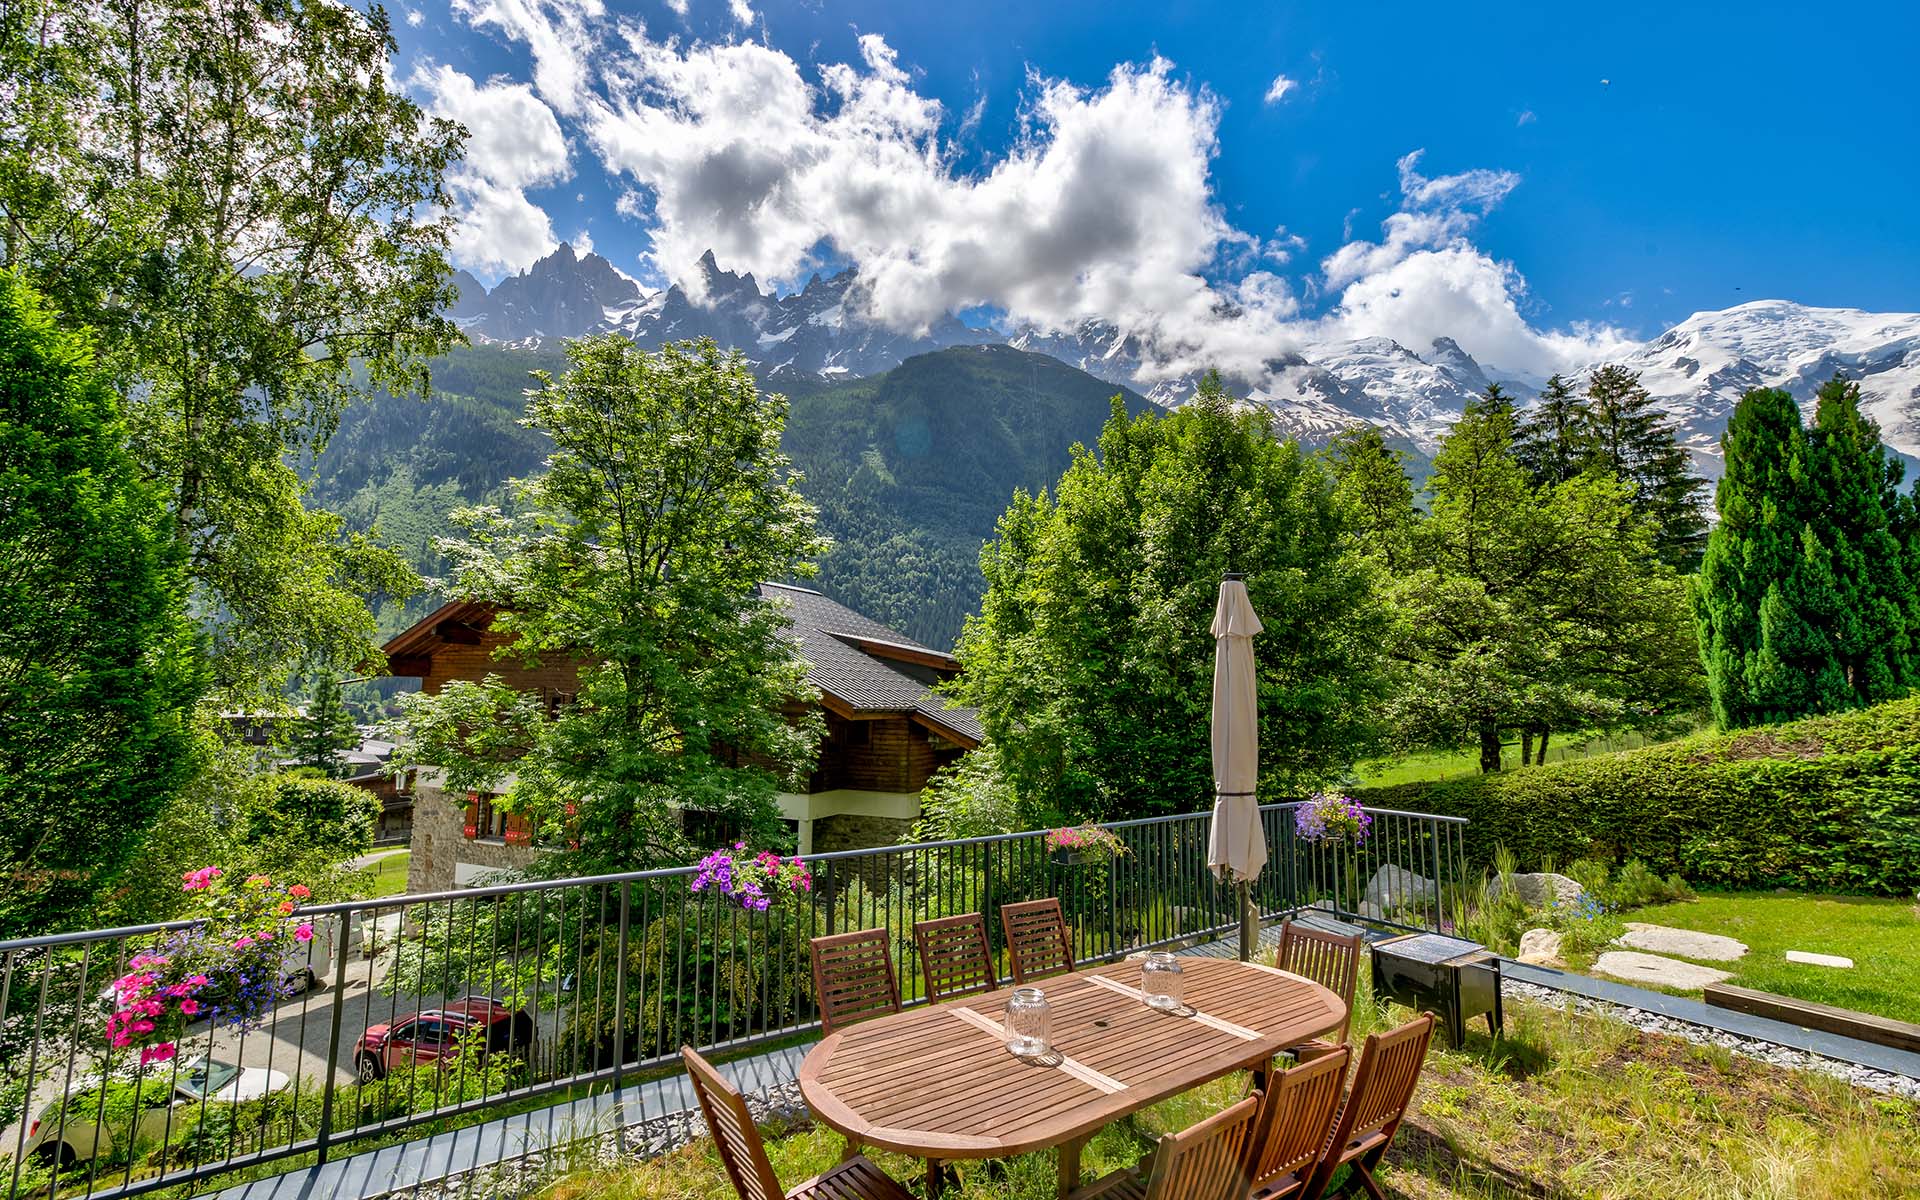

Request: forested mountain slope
left=307, top=343, right=1146, bottom=649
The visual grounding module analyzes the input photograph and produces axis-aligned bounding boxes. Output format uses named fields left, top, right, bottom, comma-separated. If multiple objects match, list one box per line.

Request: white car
left=23, top=1057, right=291, bottom=1167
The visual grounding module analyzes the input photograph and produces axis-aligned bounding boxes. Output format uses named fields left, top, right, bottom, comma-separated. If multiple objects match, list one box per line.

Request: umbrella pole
left=1237, top=879, right=1255, bottom=962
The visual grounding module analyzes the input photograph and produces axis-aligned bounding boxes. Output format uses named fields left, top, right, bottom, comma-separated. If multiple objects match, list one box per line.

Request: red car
left=352, top=996, right=533, bottom=1083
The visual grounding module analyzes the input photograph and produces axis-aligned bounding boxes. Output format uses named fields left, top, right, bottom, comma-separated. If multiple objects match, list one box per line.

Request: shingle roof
left=758, top=582, right=984, bottom=748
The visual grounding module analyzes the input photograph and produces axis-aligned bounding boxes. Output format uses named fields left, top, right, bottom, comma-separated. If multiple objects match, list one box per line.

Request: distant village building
left=382, top=582, right=981, bottom=891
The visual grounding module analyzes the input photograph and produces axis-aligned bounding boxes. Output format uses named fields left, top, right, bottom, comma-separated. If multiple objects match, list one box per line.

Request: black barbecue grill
left=1370, top=932, right=1504, bottom=1047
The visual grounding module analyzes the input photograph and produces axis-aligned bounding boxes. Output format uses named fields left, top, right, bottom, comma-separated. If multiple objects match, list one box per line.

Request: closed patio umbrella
left=1206, top=573, right=1266, bottom=961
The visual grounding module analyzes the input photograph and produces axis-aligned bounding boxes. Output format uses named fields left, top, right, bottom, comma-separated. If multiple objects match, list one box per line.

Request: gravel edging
left=1501, top=978, right=1920, bottom=1101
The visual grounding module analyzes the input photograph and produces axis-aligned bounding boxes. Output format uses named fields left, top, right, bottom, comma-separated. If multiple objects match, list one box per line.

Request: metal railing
left=0, top=802, right=1467, bottom=1199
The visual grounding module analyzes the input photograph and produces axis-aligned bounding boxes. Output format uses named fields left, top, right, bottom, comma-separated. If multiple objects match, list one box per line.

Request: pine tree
left=1512, top=374, right=1586, bottom=486
left=1581, top=366, right=1710, bottom=569
left=1325, top=426, right=1417, bottom=570
left=1803, top=377, right=1918, bottom=702
left=1694, top=387, right=1837, bottom=726
left=294, top=670, right=360, bottom=776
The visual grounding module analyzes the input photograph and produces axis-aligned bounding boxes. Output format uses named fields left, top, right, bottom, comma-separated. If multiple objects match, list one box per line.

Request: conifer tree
left=1802, top=377, right=1917, bottom=702
left=1512, top=374, right=1586, bottom=486
left=293, top=670, right=360, bottom=777
left=1694, top=387, right=1840, bottom=726
left=1582, top=366, right=1709, bottom=569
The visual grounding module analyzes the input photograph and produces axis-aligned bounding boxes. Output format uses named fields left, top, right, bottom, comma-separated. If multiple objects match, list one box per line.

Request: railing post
left=315, top=905, right=354, bottom=1165
left=613, top=879, right=630, bottom=1096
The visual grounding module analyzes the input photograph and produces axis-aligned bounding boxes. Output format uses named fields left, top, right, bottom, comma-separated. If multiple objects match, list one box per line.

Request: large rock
left=1591, top=951, right=1732, bottom=990
left=1615, top=922, right=1748, bottom=962
left=1516, top=928, right=1565, bottom=967
left=1485, top=872, right=1585, bottom=911
left=1364, top=865, right=1437, bottom=911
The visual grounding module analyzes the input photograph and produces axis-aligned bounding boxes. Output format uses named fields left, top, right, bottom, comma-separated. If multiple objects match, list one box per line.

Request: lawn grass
left=1353, top=728, right=1686, bottom=786
left=1619, top=891, right=1920, bottom=1024
left=528, top=968, right=1920, bottom=1200
left=360, top=850, right=411, bottom=899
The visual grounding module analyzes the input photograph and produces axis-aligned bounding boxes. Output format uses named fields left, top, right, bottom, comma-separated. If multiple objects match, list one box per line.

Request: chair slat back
left=914, top=913, right=997, bottom=1003
left=1000, top=898, right=1074, bottom=985
left=1142, top=1092, right=1261, bottom=1200
left=1244, top=1047, right=1350, bottom=1196
left=1324, top=1014, right=1434, bottom=1159
left=1275, top=921, right=1363, bottom=1042
left=681, top=1047, right=785, bottom=1200
left=811, top=928, right=901, bottom=1035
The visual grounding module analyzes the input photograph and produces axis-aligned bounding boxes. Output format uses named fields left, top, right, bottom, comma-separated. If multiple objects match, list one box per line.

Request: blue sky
left=391, top=0, right=1920, bottom=377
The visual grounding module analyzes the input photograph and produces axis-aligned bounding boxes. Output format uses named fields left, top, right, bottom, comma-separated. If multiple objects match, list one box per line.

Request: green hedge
left=1356, top=698, right=1920, bottom=895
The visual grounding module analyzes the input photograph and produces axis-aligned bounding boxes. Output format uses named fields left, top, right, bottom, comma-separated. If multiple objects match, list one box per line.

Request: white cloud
left=1516, top=109, right=1536, bottom=127
left=727, top=0, right=753, bottom=26
left=448, top=4, right=1629, bottom=380
left=663, top=0, right=687, bottom=14
left=1264, top=74, right=1297, bottom=104
left=414, top=63, right=573, bottom=274
left=406, top=9, right=425, bottom=27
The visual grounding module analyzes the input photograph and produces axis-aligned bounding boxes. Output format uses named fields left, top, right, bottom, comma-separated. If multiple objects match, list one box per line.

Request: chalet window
left=463, top=793, right=510, bottom=841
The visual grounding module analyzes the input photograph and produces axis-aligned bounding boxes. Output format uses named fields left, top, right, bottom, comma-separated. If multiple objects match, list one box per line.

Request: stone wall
left=406, top=779, right=543, bottom=893
left=811, top=812, right=915, bottom=856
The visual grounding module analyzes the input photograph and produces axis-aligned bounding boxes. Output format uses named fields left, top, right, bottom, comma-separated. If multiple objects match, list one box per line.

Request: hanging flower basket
left=1046, top=825, right=1129, bottom=869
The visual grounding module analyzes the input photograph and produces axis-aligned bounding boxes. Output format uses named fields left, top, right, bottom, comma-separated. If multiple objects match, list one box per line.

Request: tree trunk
left=1478, top=722, right=1503, bottom=773
left=1536, top=728, right=1550, bottom=765
left=1519, top=729, right=1534, bottom=767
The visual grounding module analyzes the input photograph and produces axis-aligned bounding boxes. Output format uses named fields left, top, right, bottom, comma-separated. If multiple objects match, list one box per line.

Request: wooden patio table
left=797, top=956, right=1348, bottom=1198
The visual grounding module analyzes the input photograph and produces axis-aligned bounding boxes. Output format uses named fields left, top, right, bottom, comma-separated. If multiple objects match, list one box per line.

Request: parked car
left=351, top=996, right=532, bottom=1083
left=23, top=1057, right=290, bottom=1167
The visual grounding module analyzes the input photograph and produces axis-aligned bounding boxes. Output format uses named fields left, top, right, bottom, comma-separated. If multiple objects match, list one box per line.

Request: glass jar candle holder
left=1003, top=987, right=1052, bottom=1057
left=1141, top=951, right=1184, bottom=1011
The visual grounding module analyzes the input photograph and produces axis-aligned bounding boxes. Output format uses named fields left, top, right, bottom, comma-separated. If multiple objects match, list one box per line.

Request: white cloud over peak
left=442, top=4, right=1627, bottom=381
left=1264, top=74, right=1298, bottom=104
left=414, top=63, right=573, bottom=275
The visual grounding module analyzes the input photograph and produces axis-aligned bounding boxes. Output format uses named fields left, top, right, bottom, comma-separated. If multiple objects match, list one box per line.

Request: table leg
left=841, top=1136, right=861, bottom=1162
left=925, top=1158, right=944, bottom=1198
left=1057, top=1136, right=1086, bottom=1199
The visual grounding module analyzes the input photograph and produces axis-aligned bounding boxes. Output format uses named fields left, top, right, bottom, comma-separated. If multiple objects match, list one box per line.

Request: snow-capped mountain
left=1610, top=301, right=1920, bottom=468
left=448, top=248, right=1920, bottom=468
left=453, top=246, right=990, bottom=376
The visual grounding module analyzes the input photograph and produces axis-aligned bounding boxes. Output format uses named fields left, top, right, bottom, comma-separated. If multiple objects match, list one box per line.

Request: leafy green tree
left=1381, top=395, right=1701, bottom=772
left=1581, top=366, right=1709, bottom=568
left=0, top=271, right=204, bottom=934
left=293, top=669, right=361, bottom=776
left=236, top=775, right=379, bottom=870
left=1325, top=426, right=1417, bottom=570
left=0, top=0, right=462, bottom=698
left=950, top=375, right=1390, bottom=821
left=1512, top=373, right=1586, bottom=486
left=395, top=338, right=827, bottom=871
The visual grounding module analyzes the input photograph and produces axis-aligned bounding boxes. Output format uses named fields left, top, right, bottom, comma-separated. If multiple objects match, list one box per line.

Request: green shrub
left=1357, top=697, right=1920, bottom=895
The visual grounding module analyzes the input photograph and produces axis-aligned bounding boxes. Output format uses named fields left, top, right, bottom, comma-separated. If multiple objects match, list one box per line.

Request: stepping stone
left=1615, top=922, right=1749, bottom=962
left=1591, top=950, right=1733, bottom=990
left=1785, top=950, right=1855, bottom=969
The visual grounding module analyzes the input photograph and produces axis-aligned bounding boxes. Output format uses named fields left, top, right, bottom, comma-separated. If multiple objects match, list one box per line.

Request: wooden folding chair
left=810, top=929, right=901, bottom=1035
left=682, top=1047, right=914, bottom=1200
left=1274, top=921, right=1364, bottom=1050
left=1243, top=1047, right=1351, bottom=1199
left=1298, top=1014, right=1436, bottom=1200
left=1067, top=1092, right=1261, bottom=1200
left=1000, top=897, right=1074, bottom=985
left=914, top=913, right=998, bottom=1003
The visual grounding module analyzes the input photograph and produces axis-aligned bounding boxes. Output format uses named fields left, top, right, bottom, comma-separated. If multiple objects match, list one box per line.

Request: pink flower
left=140, top=1043, right=177, bottom=1066
left=294, top=924, right=314, bottom=943
left=288, top=885, right=310, bottom=899
left=246, top=874, right=271, bottom=888
left=186, top=975, right=209, bottom=988
left=234, top=936, right=255, bottom=950
left=277, top=901, right=296, bottom=915
left=179, top=999, right=199, bottom=1016
left=130, top=1019, right=154, bottom=1034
